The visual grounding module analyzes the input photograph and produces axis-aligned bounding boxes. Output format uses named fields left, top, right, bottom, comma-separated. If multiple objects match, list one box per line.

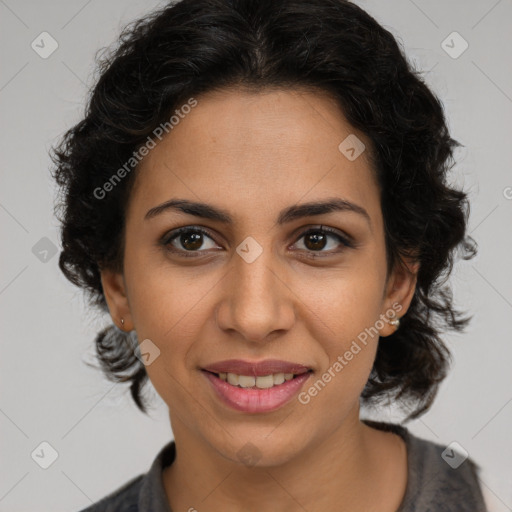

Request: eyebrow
left=144, top=197, right=372, bottom=228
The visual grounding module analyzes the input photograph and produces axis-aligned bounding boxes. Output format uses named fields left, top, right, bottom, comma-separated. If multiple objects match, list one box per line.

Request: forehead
left=128, top=87, right=381, bottom=226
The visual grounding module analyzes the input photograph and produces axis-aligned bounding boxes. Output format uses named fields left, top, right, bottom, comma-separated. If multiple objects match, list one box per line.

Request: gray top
left=77, top=420, right=488, bottom=511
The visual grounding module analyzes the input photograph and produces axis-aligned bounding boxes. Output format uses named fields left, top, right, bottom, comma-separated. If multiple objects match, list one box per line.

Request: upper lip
left=202, top=359, right=312, bottom=377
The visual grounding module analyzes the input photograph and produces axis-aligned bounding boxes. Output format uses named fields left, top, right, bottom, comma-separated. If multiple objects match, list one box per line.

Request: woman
left=51, top=0, right=488, bottom=510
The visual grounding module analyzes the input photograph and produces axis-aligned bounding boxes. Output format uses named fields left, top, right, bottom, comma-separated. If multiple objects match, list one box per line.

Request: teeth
left=273, top=373, right=285, bottom=385
left=238, top=375, right=256, bottom=388
left=218, top=372, right=299, bottom=388
left=254, top=375, right=273, bottom=389
left=227, top=373, right=239, bottom=386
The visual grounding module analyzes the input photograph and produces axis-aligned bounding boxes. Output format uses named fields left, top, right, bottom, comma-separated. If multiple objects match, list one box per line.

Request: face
left=101, top=87, right=417, bottom=467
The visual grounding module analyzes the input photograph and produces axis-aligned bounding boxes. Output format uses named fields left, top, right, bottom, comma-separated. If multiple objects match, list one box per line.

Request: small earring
left=120, top=318, right=125, bottom=329
left=389, top=317, right=400, bottom=329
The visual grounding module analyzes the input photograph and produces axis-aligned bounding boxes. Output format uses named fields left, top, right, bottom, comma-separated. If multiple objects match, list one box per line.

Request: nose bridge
left=217, top=238, right=294, bottom=342
left=236, top=246, right=276, bottom=303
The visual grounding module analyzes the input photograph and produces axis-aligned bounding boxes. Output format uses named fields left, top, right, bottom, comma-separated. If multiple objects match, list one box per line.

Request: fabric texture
left=77, top=420, right=488, bottom=511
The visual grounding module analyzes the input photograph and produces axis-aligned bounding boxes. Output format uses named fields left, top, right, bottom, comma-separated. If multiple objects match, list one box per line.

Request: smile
left=201, top=369, right=313, bottom=413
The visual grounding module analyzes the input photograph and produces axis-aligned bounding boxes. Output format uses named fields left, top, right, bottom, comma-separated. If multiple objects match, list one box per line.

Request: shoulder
left=363, top=419, right=487, bottom=512
left=76, top=473, right=144, bottom=512
left=404, top=434, right=486, bottom=511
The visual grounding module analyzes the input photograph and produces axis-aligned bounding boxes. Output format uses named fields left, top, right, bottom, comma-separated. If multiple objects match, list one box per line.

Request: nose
left=215, top=245, right=296, bottom=343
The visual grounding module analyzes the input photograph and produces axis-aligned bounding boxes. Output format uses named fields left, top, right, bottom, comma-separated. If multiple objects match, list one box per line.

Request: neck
left=162, top=407, right=407, bottom=512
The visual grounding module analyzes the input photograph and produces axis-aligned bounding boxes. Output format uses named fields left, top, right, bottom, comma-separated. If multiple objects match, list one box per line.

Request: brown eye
left=161, top=227, right=219, bottom=254
left=303, top=232, right=328, bottom=251
left=178, top=231, right=204, bottom=251
left=294, top=227, right=353, bottom=254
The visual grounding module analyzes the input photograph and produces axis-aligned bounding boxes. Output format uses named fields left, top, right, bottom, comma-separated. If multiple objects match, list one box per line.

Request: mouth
left=201, top=369, right=313, bottom=390
left=200, top=359, right=314, bottom=413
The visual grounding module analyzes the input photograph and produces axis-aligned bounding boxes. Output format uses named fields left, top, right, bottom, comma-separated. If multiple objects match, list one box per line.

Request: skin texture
left=101, top=88, right=419, bottom=511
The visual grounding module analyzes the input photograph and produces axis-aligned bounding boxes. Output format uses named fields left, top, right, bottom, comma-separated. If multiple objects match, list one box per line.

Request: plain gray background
left=1, top=1, right=511, bottom=510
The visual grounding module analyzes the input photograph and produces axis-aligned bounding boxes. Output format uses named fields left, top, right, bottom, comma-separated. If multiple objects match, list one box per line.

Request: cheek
left=122, top=250, right=220, bottom=389
left=291, top=261, right=385, bottom=403
left=124, top=266, right=207, bottom=409
left=127, top=275, right=205, bottom=364
left=123, top=241, right=208, bottom=336
left=296, top=283, right=382, bottom=413
left=297, top=260, right=386, bottom=345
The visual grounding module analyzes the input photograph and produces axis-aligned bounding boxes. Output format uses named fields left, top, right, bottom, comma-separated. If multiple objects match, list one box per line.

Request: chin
left=212, top=431, right=305, bottom=469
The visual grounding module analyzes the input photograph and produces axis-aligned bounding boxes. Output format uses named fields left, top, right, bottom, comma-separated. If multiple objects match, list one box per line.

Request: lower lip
left=202, top=370, right=312, bottom=413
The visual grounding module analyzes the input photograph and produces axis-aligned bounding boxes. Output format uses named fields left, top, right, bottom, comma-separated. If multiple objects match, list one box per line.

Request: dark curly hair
left=51, top=0, right=476, bottom=421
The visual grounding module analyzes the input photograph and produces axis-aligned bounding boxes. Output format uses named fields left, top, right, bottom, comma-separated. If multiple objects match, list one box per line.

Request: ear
left=378, top=257, right=419, bottom=337
left=100, top=269, right=134, bottom=331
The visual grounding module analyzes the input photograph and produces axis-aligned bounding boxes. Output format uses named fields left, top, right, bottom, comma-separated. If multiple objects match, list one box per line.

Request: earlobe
left=100, top=269, right=134, bottom=331
left=379, top=258, right=419, bottom=338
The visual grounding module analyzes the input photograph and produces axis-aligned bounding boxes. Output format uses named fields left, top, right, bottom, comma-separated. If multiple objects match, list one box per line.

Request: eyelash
left=160, top=225, right=354, bottom=258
